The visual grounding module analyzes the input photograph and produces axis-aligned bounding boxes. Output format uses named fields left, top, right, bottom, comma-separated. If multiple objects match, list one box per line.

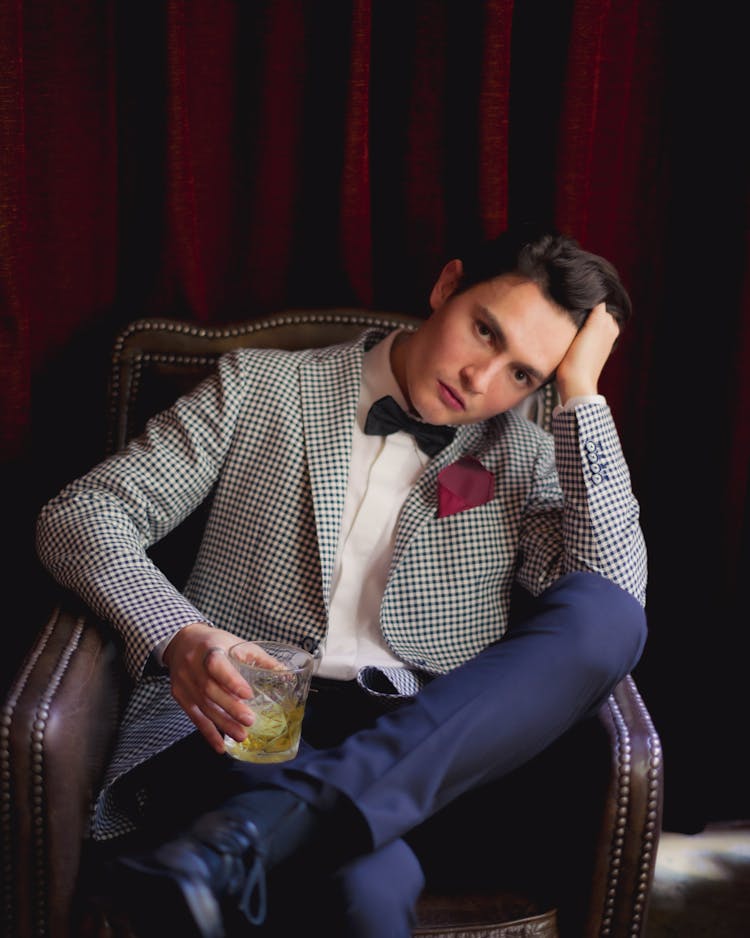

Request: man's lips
left=438, top=381, right=465, bottom=412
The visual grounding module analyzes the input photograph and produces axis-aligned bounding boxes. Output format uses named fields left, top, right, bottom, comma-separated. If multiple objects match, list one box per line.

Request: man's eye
left=476, top=322, right=492, bottom=339
left=514, top=369, right=530, bottom=385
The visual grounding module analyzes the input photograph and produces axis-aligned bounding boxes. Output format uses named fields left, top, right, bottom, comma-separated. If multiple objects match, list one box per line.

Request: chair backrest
left=106, top=309, right=558, bottom=587
left=108, top=308, right=558, bottom=452
left=107, top=310, right=412, bottom=452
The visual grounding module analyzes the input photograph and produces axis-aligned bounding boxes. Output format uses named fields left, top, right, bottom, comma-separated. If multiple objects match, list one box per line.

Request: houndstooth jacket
left=36, top=328, right=647, bottom=838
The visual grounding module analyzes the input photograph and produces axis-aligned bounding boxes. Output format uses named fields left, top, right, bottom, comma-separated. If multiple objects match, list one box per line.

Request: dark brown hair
left=453, top=224, right=632, bottom=331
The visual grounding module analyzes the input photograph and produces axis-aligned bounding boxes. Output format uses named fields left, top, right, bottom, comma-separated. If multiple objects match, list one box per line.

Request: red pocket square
left=437, top=456, right=494, bottom=518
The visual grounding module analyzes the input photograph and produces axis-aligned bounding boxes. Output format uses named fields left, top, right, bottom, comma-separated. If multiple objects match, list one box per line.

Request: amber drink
left=224, top=640, right=314, bottom=763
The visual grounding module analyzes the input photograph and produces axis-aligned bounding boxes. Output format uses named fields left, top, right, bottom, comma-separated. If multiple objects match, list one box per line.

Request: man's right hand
left=162, top=623, right=277, bottom=754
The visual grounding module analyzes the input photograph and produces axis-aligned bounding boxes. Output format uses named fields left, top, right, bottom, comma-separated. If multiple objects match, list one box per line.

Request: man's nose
left=461, top=357, right=502, bottom=393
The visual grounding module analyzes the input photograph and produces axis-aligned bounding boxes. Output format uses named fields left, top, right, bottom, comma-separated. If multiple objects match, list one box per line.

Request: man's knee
left=544, top=572, right=647, bottom=682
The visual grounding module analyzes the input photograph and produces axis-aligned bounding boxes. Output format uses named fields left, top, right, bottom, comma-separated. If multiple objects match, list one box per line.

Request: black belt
left=303, top=676, right=399, bottom=748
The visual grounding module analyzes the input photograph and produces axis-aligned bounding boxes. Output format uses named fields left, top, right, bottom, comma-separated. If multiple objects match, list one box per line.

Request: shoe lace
left=236, top=852, right=267, bottom=926
left=202, top=815, right=267, bottom=927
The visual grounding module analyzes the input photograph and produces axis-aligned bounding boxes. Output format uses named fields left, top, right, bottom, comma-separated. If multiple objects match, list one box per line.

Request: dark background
left=2, top=0, right=748, bottom=834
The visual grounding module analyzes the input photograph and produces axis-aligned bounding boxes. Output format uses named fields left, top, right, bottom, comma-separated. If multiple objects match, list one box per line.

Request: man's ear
left=429, top=259, right=464, bottom=310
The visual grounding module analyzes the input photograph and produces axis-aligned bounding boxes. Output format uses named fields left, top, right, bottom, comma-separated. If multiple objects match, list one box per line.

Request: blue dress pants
left=102, top=572, right=646, bottom=937
left=240, top=572, right=646, bottom=936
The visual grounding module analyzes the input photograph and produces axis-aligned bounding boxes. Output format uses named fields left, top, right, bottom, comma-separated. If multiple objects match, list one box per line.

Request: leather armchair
left=2, top=310, right=664, bottom=938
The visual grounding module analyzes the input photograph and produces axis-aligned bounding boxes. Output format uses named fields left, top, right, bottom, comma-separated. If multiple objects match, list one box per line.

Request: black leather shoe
left=106, top=789, right=325, bottom=938
left=109, top=810, right=267, bottom=938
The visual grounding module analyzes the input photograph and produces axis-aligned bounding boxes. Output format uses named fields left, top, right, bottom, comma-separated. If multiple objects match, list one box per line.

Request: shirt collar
left=358, top=329, right=410, bottom=428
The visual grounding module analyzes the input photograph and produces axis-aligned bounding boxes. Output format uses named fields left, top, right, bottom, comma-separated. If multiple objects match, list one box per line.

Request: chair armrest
left=1, top=601, right=127, bottom=938
left=583, top=675, right=664, bottom=938
left=511, top=675, right=663, bottom=938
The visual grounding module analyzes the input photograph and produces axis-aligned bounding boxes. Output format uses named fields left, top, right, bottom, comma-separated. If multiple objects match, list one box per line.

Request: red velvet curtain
left=2, top=0, right=748, bottom=831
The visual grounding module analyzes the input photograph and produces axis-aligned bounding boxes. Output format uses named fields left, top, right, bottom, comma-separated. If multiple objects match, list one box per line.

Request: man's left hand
left=554, top=302, right=620, bottom=403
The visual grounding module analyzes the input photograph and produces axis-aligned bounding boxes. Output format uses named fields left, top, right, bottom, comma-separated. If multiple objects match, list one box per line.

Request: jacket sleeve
left=515, top=401, right=647, bottom=606
left=35, top=350, right=253, bottom=678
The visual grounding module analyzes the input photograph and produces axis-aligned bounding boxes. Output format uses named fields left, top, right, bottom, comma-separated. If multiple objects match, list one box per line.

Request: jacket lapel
left=299, top=337, right=367, bottom=608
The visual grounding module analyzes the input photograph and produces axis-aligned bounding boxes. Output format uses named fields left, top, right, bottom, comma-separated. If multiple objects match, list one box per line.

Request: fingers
left=184, top=703, right=228, bottom=754
left=176, top=678, right=253, bottom=752
left=181, top=659, right=254, bottom=726
left=228, top=640, right=286, bottom=671
left=588, top=302, right=621, bottom=341
left=201, top=645, right=226, bottom=668
left=168, top=633, right=259, bottom=751
left=186, top=703, right=253, bottom=754
left=203, top=646, right=253, bottom=701
left=165, top=630, right=288, bottom=753
left=555, top=302, right=620, bottom=402
left=204, top=673, right=254, bottom=725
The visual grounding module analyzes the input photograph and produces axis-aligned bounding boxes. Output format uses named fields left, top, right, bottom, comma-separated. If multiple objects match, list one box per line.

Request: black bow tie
left=364, top=395, right=456, bottom=457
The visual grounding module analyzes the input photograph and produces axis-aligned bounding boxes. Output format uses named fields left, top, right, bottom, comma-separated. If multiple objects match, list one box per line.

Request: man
left=36, top=225, right=647, bottom=937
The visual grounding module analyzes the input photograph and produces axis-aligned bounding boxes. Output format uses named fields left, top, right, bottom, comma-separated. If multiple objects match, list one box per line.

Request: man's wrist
left=553, top=393, right=606, bottom=416
left=160, top=620, right=214, bottom=668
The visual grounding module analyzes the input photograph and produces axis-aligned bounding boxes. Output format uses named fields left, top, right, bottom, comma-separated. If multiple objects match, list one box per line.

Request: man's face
left=391, top=261, right=578, bottom=425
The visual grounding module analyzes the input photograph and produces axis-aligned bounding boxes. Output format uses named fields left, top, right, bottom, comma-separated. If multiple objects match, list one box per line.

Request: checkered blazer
left=36, top=328, right=647, bottom=838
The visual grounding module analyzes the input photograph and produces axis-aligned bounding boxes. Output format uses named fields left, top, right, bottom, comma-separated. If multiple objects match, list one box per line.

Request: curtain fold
left=340, top=0, right=373, bottom=304
left=556, top=0, right=668, bottom=438
left=477, top=0, right=513, bottom=240
left=0, top=0, right=28, bottom=461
